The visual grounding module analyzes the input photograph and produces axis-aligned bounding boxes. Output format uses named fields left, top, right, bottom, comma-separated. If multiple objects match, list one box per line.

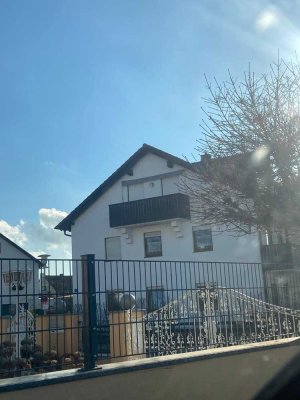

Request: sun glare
left=251, top=145, right=270, bottom=166
left=255, top=8, right=279, bottom=32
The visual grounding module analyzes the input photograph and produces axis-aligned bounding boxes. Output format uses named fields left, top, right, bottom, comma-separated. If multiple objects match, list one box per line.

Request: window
left=144, top=231, right=162, bottom=257
left=146, top=286, right=165, bottom=312
left=105, top=236, right=121, bottom=260
left=1, top=304, right=16, bottom=316
left=193, top=227, right=213, bottom=252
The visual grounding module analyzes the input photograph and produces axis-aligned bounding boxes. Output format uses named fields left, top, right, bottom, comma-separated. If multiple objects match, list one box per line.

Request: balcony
left=109, top=193, right=190, bottom=228
left=261, top=243, right=300, bottom=269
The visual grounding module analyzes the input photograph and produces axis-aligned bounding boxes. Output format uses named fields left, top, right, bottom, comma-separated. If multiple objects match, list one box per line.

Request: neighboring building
left=41, top=274, right=73, bottom=312
left=41, top=274, right=73, bottom=296
left=260, top=231, right=300, bottom=266
left=0, top=233, right=41, bottom=316
left=55, top=144, right=265, bottom=309
left=260, top=231, right=300, bottom=308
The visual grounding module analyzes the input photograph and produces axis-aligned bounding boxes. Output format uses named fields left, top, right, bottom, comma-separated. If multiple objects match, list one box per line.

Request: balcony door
left=128, top=183, right=144, bottom=201
left=128, top=179, right=161, bottom=201
left=143, top=179, right=161, bottom=198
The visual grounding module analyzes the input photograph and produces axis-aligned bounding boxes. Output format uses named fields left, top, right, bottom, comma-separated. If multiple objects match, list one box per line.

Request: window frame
left=144, top=231, right=162, bottom=258
left=192, top=227, right=213, bottom=253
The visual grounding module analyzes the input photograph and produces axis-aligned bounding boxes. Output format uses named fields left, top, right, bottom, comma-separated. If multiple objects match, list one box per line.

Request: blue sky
left=1, top=0, right=300, bottom=257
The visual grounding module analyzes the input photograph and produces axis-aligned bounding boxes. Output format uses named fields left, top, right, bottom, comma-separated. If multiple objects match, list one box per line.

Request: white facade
left=71, top=152, right=261, bottom=264
left=0, top=234, right=40, bottom=316
left=57, top=147, right=264, bottom=307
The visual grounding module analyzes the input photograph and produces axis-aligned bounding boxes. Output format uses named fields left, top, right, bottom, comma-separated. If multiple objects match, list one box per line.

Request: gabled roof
left=55, top=143, right=192, bottom=232
left=0, top=233, right=42, bottom=266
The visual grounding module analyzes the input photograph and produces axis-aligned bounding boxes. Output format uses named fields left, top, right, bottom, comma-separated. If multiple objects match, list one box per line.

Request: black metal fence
left=0, top=256, right=300, bottom=378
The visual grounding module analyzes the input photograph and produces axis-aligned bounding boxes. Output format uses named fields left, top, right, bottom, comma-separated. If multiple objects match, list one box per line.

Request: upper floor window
left=193, top=227, right=213, bottom=252
left=105, top=236, right=122, bottom=260
left=144, top=231, right=162, bottom=257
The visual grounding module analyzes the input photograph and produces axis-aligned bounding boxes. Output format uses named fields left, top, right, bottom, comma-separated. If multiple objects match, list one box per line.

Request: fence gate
left=145, top=284, right=219, bottom=356
left=144, top=284, right=300, bottom=357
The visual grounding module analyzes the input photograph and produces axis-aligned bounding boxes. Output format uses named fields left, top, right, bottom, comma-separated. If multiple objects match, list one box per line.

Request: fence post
left=81, top=254, right=98, bottom=370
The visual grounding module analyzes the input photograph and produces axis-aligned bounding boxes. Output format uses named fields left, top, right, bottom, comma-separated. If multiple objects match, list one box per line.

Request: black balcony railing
left=109, top=193, right=190, bottom=228
left=261, top=243, right=293, bottom=265
left=261, top=243, right=300, bottom=267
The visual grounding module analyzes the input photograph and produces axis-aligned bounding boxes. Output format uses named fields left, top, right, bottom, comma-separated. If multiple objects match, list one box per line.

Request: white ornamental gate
left=145, top=284, right=300, bottom=357
left=8, top=305, right=35, bottom=358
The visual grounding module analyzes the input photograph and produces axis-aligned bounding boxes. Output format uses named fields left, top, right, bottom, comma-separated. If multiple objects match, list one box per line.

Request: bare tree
left=182, top=57, right=300, bottom=237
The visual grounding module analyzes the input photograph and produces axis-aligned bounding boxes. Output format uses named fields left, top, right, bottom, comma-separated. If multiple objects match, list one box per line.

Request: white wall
left=71, top=152, right=261, bottom=263
left=117, top=221, right=260, bottom=263
left=70, top=152, right=264, bottom=306
left=71, top=153, right=184, bottom=260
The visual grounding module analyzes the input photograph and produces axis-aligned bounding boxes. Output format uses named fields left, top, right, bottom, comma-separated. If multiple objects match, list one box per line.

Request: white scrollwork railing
left=144, top=285, right=300, bottom=357
left=8, top=305, right=35, bottom=358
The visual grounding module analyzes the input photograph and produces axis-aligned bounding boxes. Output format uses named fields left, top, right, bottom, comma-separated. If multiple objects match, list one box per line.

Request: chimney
left=201, top=153, right=211, bottom=164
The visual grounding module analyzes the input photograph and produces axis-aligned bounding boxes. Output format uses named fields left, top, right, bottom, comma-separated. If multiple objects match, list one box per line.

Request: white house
left=0, top=233, right=41, bottom=316
left=56, top=144, right=262, bottom=262
left=55, top=144, right=265, bottom=311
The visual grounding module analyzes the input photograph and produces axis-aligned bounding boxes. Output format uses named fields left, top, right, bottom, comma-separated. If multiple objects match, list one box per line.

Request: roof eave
left=0, top=233, right=42, bottom=267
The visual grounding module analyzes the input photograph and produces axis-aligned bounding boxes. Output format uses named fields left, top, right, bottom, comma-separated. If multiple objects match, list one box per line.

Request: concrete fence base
left=0, top=338, right=299, bottom=400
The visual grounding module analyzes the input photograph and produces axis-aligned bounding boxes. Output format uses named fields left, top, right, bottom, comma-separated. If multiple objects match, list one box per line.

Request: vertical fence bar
left=81, top=254, right=97, bottom=370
